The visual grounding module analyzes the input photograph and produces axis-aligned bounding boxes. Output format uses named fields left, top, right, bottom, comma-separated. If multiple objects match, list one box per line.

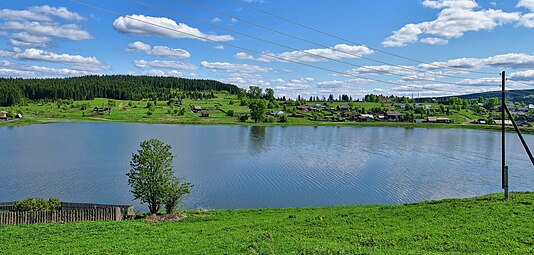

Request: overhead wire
left=69, top=0, right=508, bottom=97
left=179, top=0, right=496, bottom=80
left=130, top=0, right=473, bottom=86
left=68, top=0, right=473, bottom=94
left=229, top=0, right=498, bottom=75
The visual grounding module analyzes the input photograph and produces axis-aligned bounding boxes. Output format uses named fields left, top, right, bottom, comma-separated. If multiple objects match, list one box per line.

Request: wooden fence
left=0, top=207, right=122, bottom=225
left=0, top=202, right=135, bottom=225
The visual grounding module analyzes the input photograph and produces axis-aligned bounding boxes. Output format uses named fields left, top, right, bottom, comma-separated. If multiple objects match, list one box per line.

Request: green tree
left=248, top=86, right=263, bottom=99
left=264, top=88, right=275, bottom=101
left=249, top=99, right=267, bottom=123
left=126, top=139, right=175, bottom=214
left=164, top=176, right=192, bottom=214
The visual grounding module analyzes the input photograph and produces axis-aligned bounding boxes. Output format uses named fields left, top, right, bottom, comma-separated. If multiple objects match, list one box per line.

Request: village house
left=436, top=117, right=452, bottom=123
left=385, top=111, right=402, bottom=121
left=310, top=104, right=323, bottom=110
left=0, top=110, right=8, bottom=120
left=352, top=113, right=374, bottom=121
left=200, top=111, right=209, bottom=117
left=191, top=106, right=202, bottom=112
left=92, top=106, right=110, bottom=113
left=336, top=105, right=351, bottom=111
left=494, top=119, right=513, bottom=125
left=324, top=106, right=335, bottom=111
left=296, top=105, right=311, bottom=111
left=273, top=110, right=285, bottom=116
left=383, top=97, right=398, bottom=103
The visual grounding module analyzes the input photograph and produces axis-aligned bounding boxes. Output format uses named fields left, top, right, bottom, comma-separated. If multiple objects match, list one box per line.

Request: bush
left=227, top=110, right=234, bottom=117
left=278, top=115, right=288, bottom=123
left=14, top=197, right=61, bottom=212
left=265, top=116, right=275, bottom=123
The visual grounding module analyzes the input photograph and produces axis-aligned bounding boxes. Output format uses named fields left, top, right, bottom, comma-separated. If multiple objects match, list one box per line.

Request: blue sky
left=1, top=0, right=534, bottom=98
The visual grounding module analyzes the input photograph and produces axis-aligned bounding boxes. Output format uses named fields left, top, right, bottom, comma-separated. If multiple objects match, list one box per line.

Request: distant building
left=0, top=111, right=7, bottom=120
left=191, top=106, right=202, bottom=112
left=336, top=105, right=351, bottom=111
left=296, top=105, right=311, bottom=111
left=385, top=111, right=402, bottom=121
left=200, top=112, right=209, bottom=117
left=273, top=110, right=285, bottom=116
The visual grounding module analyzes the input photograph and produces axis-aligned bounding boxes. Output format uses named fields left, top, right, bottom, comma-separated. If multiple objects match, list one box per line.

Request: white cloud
left=0, top=60, right=93, bottom=77
left=127, top=41, right=191, bottom=58
left=383, top=1, right=520, bottom=47
left=28, top=5, right=85, bottom=21
left=113, top=15, right=234, bottom=42
left=134, top=60, right=197, bottom=70
left=0, top=9, right=51, bottom=22
left=9, top=32, right=52, bottom=47
left=2, top=21, right=92, bottom=40
left=234, top=44, right=374, bottom=63
left=517, top=0, right=534, bottom=12
left=211, top=17, right=222, bottom=23
left=4, top=48, right=109, bottom=72
left=128, top=69, right=183, bottom=77
left=214, top=45, right=224, bottom=50
left=420, top=37, right=448, bottom=45
left=519, top=13, right=534, bottom=28
left=201, top=61, right=272, bottom=73
left=422, top=0, right=478, bottom=9
left=510, top=70, right=534, bottom=81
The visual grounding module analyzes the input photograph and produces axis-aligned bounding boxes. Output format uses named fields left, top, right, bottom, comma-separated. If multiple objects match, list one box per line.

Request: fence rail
left=0, top=207, right=122, bottom=225
left=0, top=201, right=135, bottom=225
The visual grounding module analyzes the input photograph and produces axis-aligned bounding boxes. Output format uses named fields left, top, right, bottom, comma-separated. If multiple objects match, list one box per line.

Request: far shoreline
left=2, top=116, right=532, bottom=134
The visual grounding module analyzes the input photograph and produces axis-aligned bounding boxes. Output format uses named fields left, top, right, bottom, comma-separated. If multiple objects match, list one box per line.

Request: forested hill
left=424, top=89, right=534, bottom=104
left=0, top=75, right=240, bottom=106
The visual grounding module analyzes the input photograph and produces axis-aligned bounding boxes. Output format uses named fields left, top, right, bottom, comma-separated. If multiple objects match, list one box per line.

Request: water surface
left=1, top=123, right=533, bottom=210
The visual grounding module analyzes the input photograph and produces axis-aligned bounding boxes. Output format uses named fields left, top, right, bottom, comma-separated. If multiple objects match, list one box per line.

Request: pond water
left=1, top=123, right=533, bottom=211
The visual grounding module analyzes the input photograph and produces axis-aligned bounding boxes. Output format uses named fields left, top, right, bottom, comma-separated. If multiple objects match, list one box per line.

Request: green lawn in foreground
left=1, top=193, right=533, bottom=254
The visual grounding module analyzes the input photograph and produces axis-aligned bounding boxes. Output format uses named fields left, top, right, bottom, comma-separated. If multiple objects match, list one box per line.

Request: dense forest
left=0, top=75, right=240, bottom=106
left=428, top=89, right=534, bottom=104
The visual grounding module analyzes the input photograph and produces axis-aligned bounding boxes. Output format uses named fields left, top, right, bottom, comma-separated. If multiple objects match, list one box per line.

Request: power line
left=507, top=79, right=534, bottom=87
left=129, top=0, right=477, bottom=86
left=179, top=0, right=494, bottom=80
left=229, top=0, right=497, bottom=75
left=68, top=0, right=450, bottom=93
left=69, top=0, right=502, bottom=96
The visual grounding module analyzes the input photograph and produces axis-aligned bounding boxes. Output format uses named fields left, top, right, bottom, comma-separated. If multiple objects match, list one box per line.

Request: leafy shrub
left=227, top=110, right=234, bottom=117
left=265, top=116, right=275, bottom=123
left=14, top=197, right=61, bottom=212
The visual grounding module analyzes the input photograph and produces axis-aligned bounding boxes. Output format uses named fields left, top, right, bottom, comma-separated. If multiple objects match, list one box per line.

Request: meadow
left=1, top=193, right=533, bottom=254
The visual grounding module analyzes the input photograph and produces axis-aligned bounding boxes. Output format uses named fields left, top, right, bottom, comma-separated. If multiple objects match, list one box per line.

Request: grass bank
left=1, top=193, right=533, bottom=254
left=2, top=97, right=533, bottom=134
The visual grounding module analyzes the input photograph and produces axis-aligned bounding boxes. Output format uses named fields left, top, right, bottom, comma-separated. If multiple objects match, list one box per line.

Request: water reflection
left=248, top=126, right=267, bottom=153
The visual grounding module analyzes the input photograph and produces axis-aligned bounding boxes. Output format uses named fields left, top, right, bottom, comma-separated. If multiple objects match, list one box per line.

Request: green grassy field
left=1, top=193, right=533, bottom=254
left=2, top=96, right=533, bottom=134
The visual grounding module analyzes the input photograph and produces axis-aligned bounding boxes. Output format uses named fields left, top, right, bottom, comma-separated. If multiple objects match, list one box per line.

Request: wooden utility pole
left=501, top=71, right=509, bottom=200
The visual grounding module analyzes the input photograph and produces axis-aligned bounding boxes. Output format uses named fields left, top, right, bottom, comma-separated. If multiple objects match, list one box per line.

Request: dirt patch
left=145, top=213, right=187, bottom=223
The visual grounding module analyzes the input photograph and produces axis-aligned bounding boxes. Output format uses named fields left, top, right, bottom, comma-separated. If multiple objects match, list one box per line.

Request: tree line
left=0, top=75, right=240, bottom=106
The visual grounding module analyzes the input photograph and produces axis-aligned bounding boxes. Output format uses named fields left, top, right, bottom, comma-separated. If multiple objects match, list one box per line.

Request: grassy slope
left=2, top=97, right=534, bottom=134
left=1, top=193, right=534, bottom=254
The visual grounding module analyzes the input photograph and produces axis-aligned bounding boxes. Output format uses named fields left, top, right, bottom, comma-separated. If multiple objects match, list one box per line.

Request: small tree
left=127, top=139, right=175, bottom=214
left=249, top=99, right=267, bottom=123
left=164, top=176, right=192, bottom=214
